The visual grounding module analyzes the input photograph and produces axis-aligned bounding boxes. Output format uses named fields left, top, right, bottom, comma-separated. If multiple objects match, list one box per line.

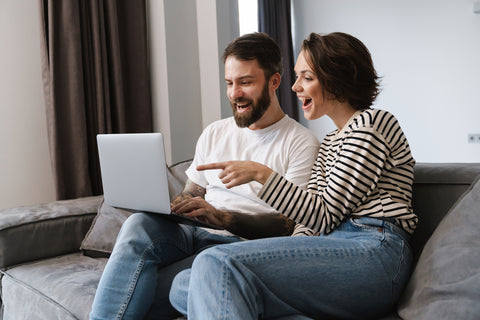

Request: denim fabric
left=170, top=217, right=412, bottom=320
left=89, top=213, right=241, bottom=320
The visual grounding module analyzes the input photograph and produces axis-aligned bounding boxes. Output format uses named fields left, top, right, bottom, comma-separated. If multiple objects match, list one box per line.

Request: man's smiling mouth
left=234, top=101, right=252, bottom=113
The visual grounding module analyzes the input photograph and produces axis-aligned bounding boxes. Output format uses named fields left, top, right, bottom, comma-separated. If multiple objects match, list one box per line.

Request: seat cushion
left=398, top=177, right=480, bottom=319
left=1, top=253, right=196, bottom=320
left=1, top=253, right=106, bottom=320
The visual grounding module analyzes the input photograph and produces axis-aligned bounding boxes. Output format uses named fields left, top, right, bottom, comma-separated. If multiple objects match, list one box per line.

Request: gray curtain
left=39, top=0, right=152, bottom=200
left=258, top=0, right=298, bottom=121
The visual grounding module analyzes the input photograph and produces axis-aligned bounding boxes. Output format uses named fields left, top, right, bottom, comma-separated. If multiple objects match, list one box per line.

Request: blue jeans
left=169, top=217, right=412, bottom=320
left=89, top=212, right=241, bottom=320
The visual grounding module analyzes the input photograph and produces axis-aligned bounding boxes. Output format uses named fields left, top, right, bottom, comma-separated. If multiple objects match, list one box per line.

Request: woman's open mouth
left=302, top=98, right=312, bottom=110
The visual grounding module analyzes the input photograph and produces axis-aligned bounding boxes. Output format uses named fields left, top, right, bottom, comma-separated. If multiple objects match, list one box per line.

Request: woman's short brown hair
left=301, top=32, right=380, bottom=110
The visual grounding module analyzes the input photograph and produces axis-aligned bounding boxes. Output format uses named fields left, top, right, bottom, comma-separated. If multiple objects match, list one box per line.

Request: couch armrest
left=0, top=196, right=102, bottom=269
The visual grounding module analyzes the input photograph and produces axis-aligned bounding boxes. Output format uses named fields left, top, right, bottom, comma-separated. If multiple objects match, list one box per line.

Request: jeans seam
left=391, top=239, right=406, bottom=303
left=115, top=249, right=149, bottom=319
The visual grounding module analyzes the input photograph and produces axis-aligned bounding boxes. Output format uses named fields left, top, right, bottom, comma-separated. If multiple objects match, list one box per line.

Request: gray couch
left=1, top=161, right=479, bottom=320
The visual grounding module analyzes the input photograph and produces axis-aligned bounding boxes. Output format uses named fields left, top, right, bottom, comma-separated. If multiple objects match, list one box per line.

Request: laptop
left=97, top=133, right=222, bottom=230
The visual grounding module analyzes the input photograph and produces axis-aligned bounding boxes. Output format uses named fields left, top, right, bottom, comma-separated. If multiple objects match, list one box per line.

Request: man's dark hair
left=223, top=32, right=283, bottom=79
left=301, top=32, right=381, bottom=110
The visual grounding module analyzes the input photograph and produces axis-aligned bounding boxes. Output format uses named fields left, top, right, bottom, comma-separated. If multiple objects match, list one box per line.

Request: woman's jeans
left=169, top=217, right=413, bottom=320
left=89, top=212, right=241, bottom=320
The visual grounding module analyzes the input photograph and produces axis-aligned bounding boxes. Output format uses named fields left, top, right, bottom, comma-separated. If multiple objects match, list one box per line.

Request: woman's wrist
left=255, top=165, right=273, bottom=185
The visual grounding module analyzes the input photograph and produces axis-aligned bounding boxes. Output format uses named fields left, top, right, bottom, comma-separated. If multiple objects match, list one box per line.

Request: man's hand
left=171, top=197, right=230, bottom=229
left=197, top=161, right=273, bottom=189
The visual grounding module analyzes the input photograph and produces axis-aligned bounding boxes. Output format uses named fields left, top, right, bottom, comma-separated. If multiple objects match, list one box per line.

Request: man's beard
left=231, top=84, right=271, bottom=128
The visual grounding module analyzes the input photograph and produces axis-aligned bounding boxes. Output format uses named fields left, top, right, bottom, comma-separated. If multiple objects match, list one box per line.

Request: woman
left=170, top=32, right=417, bottom=319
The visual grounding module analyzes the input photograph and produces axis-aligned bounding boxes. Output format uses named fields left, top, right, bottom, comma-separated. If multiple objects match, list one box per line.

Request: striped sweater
left=258, top=108, right=418, bottom=236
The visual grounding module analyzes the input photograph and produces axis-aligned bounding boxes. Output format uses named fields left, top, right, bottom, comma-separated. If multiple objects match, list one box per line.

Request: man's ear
left=269, top=73, right=282, bottom=91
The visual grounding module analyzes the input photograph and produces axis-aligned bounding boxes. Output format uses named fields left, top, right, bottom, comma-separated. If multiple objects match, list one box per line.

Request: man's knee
left=190, top=245, right=235, bottom=277
left=114, top=213, right=164, bottom=251
left=169, top=268, right=191, bottom=314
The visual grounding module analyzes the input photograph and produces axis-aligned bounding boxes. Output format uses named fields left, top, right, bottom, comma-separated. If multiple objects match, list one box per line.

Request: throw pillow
left=80, top=199, right=134, bottom=257
left=80, top=160, right=190, bottom=257
left=398, top=177, right=480, bottom=319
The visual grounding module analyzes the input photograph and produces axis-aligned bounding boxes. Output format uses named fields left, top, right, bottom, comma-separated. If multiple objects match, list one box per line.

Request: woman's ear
left=270, top=73, right=282, bottom=91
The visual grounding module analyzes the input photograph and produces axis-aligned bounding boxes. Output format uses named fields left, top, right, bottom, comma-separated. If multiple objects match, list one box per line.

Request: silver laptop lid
left=97, top=133, right=171, bottom=213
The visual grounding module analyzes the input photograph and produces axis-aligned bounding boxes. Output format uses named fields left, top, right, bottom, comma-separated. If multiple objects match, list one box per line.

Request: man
left=89, top=32, right=319, bottom=320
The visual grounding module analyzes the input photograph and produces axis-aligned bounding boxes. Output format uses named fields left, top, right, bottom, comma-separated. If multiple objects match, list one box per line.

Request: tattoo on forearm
left=225, top=212, right=295, bottom=239
left=184, top=179, right=206, bottom=198
left=172, top=179, right=206, bottom=205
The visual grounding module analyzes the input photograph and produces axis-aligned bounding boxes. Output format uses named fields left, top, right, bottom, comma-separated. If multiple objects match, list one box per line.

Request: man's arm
left=172, top=193, right=295, bottom=239
left=171, top=179, right=206, bottom=206
left=224, top=211, right=295, bottom=239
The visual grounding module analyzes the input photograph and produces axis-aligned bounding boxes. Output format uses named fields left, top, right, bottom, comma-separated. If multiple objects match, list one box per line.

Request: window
left=238, top=0, right=258, bottom=35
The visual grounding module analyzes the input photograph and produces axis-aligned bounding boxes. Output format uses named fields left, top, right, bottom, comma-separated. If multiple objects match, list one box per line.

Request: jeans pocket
left=349, top=217, right=385, bottom=232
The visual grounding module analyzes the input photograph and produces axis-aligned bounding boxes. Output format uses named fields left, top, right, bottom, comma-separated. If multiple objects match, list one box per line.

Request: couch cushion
left=398, top=176, right=480, bottom=319
left=1, top=252, right=106, bottom=320
left=80, top=200, right=134, bottom=257
left=80, top=160, right=191, bottom=257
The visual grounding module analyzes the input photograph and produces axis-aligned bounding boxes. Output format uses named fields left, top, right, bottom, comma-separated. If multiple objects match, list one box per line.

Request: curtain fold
left=38, top=0, right=152, bottom=200
left=258, top=0, right=298, bottom=121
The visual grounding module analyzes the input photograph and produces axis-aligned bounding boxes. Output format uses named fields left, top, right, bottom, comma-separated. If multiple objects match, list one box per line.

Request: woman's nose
left=291, top=79, right=301, bottom=92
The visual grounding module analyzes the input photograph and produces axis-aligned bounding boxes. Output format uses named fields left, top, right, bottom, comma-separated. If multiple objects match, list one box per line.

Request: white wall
left=292, top=0, right=480, bottom=162
left=0, top=0, right=55, bottom=209
left=148, top=0, right=237, bottom=165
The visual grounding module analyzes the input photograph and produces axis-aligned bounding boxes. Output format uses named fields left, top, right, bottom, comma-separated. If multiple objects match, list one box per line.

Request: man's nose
left=229, top=84, right=243, bottom=100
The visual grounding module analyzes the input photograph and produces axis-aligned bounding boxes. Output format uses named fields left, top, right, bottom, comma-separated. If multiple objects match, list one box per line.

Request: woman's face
left=292, top=51, right=335, bottom=121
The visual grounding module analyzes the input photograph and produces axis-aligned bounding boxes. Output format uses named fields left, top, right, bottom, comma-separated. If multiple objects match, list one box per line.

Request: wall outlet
left=468, top=134, right=480, bottom=144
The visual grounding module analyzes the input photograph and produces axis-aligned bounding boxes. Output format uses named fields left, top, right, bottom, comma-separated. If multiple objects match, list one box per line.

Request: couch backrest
left=410, top=162, right=480, bottom=261
left=167, top=160, right=480, bottom=262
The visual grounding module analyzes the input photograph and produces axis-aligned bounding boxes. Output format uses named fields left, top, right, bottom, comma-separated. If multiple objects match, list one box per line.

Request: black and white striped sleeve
left=258, top=126, right=391, bottom=234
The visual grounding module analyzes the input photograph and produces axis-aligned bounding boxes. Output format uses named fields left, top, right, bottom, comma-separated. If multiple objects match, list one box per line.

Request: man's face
left=224, top=57, right=271, bottom=128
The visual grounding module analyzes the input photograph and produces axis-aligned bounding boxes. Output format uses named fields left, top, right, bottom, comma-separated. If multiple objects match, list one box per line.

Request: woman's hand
left=197, top=161, right=273, bottom=189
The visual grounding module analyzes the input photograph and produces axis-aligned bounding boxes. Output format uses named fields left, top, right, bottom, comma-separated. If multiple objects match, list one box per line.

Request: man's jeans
left=89, top=212, right=241, bottom=320
left=169, top=217, right=412, bottom=320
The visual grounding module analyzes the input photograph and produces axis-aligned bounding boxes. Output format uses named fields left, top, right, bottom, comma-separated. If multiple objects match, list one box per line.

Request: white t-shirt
left=186, top=115, right=320, bottom=234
